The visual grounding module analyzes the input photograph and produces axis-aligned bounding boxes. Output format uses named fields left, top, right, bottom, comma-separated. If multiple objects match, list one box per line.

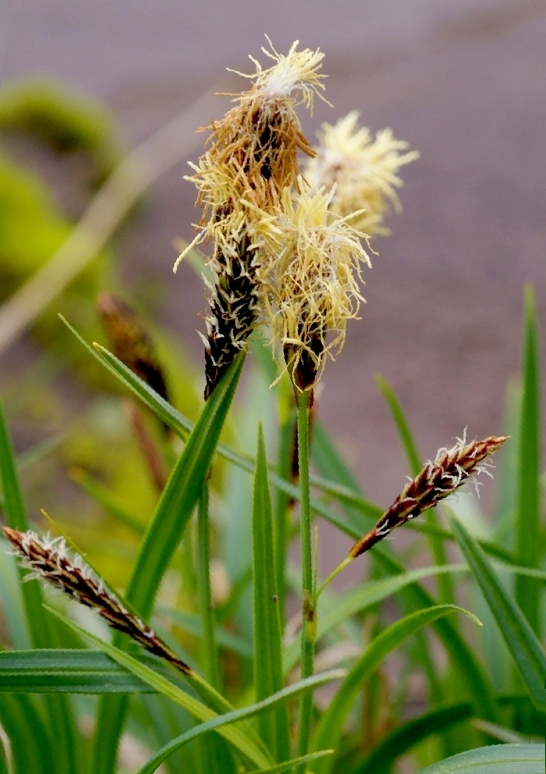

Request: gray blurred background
left=2, top=0, right=545, bottom=507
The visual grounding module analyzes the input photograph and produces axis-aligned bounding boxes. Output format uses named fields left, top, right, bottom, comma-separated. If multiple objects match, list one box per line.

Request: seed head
left=349, top=433, right=509, bottom=557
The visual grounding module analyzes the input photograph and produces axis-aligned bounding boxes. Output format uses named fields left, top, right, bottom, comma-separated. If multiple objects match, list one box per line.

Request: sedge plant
left=0, top=39, right=544, bottom=774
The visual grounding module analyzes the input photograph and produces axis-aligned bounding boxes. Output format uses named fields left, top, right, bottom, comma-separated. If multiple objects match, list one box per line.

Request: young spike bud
left=349, top=434, right=509, bottom=558
left=97, top=293, right=169, bottom=404
left=3, top=527, right=191, bottom=675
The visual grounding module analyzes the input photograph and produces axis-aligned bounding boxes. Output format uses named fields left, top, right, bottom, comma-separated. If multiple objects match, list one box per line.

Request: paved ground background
left=1, top=0, right=545, bottom=515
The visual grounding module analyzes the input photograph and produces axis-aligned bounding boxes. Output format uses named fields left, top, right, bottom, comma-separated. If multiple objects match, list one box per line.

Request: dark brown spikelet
left=3, top=527, right=191, bottom=675
left=349, top=434, right=508, bottom=558
left=97, top=293, right=169, bottom=404
left=202, top=231, right=261, bottom=400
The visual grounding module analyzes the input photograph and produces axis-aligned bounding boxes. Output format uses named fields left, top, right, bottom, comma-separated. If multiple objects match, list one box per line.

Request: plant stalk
left=295, top=387, right=316, bottom=762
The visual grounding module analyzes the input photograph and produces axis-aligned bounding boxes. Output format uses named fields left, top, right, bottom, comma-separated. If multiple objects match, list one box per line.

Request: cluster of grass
left=0, top=286, right=543, bottom=773
left=0, top=41, right=544, bottom=774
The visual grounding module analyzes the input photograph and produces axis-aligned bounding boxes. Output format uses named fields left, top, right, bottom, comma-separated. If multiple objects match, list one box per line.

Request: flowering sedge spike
left=97, top=293, right=169, bottom=404
left=176, top=39, right=327, bottom=399
left=304, top=111, right=419, bottom=235
left=3, top=527, right=191, bottom=675
left=258, top=184, right=371, bottom=391
left=349, top=434, right=508, bottom=557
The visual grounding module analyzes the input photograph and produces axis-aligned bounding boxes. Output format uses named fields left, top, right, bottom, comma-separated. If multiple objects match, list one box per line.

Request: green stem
left=274, top=405, right=296, bottom=627
left=317, top=557, right=353, bottom=597
left=197, top=482, right=221, bottom=688
left=295, top=388, right=316, bottom=761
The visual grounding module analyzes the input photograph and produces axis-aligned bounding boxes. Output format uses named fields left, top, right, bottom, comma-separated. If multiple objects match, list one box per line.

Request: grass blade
left=252, top=425, right=290, bottom=761
left=374, top=374, right=421, bottom=476
left=311, top=604, right=480, bottom=774
left=515, top=286, right=541, bottom=631
left=134, top=670, right=345, bottom=774
left=354, top=701, right=473, bottom=774
left=245, top=751, right=333, bottom=774
left=0, top=399, right=79, bottom=774
left=126, top=351, right=244, bottom=617
left=92, top=353, right=244, bottom=773
left=0, top=693, right=53, bottom=774
left=196, top=484, right=221, bottom=688
left=450, top=516, right=546, bottom=712
left=417, top=743, right=544, bottom=773
left=0, top=650, right=159, bottom=693
left=0, top=401, right=48, bottom=648
left=51, top=608, right=275, bottom=770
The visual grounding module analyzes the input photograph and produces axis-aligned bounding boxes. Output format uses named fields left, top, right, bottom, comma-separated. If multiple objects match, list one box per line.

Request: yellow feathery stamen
left=231, top=36, right=329, bottom=110
left=304, top=111, right=419, bottom=235
left=258, top=184, right=371, bottom=389
left=178, top=40, right=328, bottom=398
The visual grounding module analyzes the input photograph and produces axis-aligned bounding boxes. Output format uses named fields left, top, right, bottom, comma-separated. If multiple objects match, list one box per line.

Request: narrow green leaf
left=0, top=693, right=53, bottom=774
left=285, top=564, right=468, bottom=672
left=450, top=516, right=546, bottom=712
left=0, top=650, right=158, bottom=693
left=354, top=701, right=473, bottom=774
left=0, top=536, right=30, bottom=649
left=64, top=318, right=384, bottom=528
left=308, top=416, right=499, bottom=721
left=127, top=351, right=244, bottom=618
left=60, top=316, right=192, bottom=437
left=92, top=352, right=244, bottom=774
left=311, top=419, right=370, bottom=531
left=383, top=550, right=500, bottom=724
left=311, top=605, right=480, bottom=774
left=0, top=399, right=79, bottom=774
left=246, top=751, right=333, bottom=774
left=374, top=374, right=422, bottom=476
left=0, top=400, right=47, bottom=648
left=135, top=670, right=345, bottom=774
left=51, top=609, right=275, bottom=770
left=417, top=743, right=544, bottom=773
left=515, top=286, right=541, bottom=631
left=196, top=484, right=221, bottom=688
left=252, top=425, right=290, bottom=761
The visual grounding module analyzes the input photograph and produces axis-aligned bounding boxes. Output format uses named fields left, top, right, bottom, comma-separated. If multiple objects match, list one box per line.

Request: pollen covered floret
left=176, top=39, right=327, bottom=398
left=258, top=184, right=372, bottom=390
left=304, top=111, right=419, bottom=235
